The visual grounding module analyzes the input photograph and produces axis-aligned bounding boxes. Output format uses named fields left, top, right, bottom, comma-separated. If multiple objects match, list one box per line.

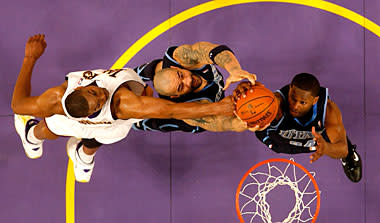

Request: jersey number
left=82, top=69, right=123, bottom=80
left=289, top=139, right=316, bottom=147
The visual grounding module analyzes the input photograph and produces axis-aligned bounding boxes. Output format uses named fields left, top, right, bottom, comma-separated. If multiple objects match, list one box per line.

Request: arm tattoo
left=184, top=115, right=245, bottom=132
left=174, top=44, right=210, bottom=66
left=192, top=118, right=210, bottom=124
left=214, top=52, right=233, bottom=67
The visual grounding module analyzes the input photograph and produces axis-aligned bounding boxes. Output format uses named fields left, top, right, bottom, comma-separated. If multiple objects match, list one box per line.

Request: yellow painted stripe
left=67, top=1, right=380, bottom=222
left=65, top=159, right=75, bottom=223
left=111, top=0, right=380, bottom=69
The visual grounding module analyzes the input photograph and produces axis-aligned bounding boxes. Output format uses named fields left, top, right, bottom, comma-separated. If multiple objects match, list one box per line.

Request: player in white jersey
left=45, top=68, right=145, bottom=143
left=12, top=34, right=235, bottom=182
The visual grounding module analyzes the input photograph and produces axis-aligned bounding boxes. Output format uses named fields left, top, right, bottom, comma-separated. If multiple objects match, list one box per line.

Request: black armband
left=81, top=138, right=103, bottom=148
left=209, top=45, right=234, bottom=64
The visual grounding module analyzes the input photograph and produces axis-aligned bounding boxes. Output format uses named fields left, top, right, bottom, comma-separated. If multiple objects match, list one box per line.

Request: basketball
left=235, top=85, right=278, bottom=128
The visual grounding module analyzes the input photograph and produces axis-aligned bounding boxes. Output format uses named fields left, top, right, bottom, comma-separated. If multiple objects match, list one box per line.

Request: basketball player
left=187, top=74, right=362, bottom=183
left=11, top=34, right=235, bottom=182
left=132, top=41, right=256, bottom=133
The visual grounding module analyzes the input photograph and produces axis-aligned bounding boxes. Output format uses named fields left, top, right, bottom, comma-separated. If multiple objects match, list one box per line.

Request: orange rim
left=235, top=158, right=320, bottom=223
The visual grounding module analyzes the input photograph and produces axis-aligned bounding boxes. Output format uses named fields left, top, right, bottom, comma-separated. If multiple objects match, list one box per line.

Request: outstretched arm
left=173, top=42, right=256, bottom=89
left=183, top=115, right=247, bottom=132
left=183, top=115, right=270, bottom=132
left=115, top=88, right=234, bottom=120
left=11, top=34, right=65, bottom=117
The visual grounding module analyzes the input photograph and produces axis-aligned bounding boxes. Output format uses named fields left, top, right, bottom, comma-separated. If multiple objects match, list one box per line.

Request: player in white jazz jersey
left=12, top=34, right=236, bottom=182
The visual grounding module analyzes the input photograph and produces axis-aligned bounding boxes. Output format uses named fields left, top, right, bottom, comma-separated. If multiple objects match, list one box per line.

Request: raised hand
left=223, top=69, right=256, bottom=90
left=25, top=34, right=47, bottom=60
left=309, top=126, right=328, bottom=163
left=232, top=81, right=265, bottom=103
left=233, top=101, right=270, bottom=132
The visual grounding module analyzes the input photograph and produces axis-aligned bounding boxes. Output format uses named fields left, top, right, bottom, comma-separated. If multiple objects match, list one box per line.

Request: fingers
left=310, top=148, right=323, bottom=163
left=310, top=127, right=326, bottom=164
left=311, top=126, right=322, bottom=140
left=233, top=111, right=241, bottom=119
left=232, top=82, right=252, bottom=102
left=246, top=73, right=257, bottom=85
left=239, top=71, right=257, bottom=84
left=247, top=125, right=259, bottom=132
left=28, top=34, right=46, bottom=44
left=223, top=78, right=232, bottom=91
left=223, top=76, right=241, bottom=90
left=223, top=71, right=256, bottom=90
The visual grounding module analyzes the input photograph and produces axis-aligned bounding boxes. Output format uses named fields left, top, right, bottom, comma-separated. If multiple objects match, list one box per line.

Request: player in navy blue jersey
left=188, top=73, right=362, bottom=183
left=132, top=42, right=256, bottom=133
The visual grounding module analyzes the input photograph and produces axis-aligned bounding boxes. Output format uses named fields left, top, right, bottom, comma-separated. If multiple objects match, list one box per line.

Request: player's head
left=153, top=67, right=203, bottom=97
left=65, top=85, right=109, bottom=118
left=288, top=73, right=320, bottom=118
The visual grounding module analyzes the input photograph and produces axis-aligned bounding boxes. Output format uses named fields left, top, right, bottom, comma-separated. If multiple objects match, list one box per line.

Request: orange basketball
left=235, top=85, right=278, bottom=128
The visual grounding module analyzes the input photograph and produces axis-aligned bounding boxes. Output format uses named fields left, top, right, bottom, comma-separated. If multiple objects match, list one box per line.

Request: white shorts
left=45, top=115, right=141, bottom=144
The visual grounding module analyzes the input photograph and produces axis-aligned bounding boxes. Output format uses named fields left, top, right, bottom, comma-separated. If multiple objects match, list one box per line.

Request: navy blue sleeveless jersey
left=133, top=46, right=225, bottom=133
left=255, top=85, right=330, bottom=154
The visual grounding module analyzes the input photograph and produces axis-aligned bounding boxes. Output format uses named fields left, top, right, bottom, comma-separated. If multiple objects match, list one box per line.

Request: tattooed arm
left=183, top=115, right=248, bottom=132
left=173, top=42, right=256, bottom=89
left=173, top=42, right=238, bottom=70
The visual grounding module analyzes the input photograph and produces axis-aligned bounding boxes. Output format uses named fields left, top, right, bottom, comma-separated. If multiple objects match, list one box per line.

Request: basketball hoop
left=235, top=158, right=320, bottom=223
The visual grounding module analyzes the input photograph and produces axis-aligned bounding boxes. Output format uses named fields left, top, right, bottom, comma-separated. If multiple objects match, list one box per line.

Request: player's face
left=288, top=85, right=318, bottom=118
left=80, top=86, right=109, bottom=114
left=167, top=67, right=202, bottom=96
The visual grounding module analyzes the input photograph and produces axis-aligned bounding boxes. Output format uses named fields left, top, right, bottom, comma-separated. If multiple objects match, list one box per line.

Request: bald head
left=153, top=68, right=178, bottom=96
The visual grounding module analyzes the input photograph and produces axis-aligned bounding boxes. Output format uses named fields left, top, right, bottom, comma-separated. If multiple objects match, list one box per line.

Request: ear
left=169, top=66, right=181, bottom=71
left=312, top=96, right=319, bottom=105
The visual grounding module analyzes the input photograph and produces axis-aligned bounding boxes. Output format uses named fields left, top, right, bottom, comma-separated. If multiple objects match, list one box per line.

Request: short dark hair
left=64, top=90, right=90, bottom=118
left=291, top=73, right=320, bottom=97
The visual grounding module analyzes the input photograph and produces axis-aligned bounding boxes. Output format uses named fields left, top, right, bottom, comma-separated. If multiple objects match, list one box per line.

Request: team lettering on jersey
left=278, top=129, right=324, bottom=147
left=82, top=69, right=124, bottom=80
left=78, top=120, right=112, bottom=125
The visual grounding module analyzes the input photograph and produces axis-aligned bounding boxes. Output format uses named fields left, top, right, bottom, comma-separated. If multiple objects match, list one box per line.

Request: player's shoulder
left=325, top=99, right=342, bottom=122
left=35, top=81, right=67, bottom=114
left=44, top=81, right=67, bottom=100
left=326, top=99, right=338, bottom=110
left=273, top=92, right=284, bottom=120
left=113, top=85, right=136, bottom=103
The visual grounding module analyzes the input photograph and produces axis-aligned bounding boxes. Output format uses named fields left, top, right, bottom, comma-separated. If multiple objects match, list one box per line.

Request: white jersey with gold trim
left=61, top=68, right=145, bottom=125
left=45, top=68, right=145, bottom=144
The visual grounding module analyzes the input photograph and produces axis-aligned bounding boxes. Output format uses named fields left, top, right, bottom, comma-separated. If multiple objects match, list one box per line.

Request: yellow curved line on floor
left=110, top=0, right=380, bottom=69
left=66, top=1, right=380, bottom=222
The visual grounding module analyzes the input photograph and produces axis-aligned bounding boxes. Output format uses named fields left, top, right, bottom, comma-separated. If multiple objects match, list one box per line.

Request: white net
left=238, top=158, right=320, bottom=223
